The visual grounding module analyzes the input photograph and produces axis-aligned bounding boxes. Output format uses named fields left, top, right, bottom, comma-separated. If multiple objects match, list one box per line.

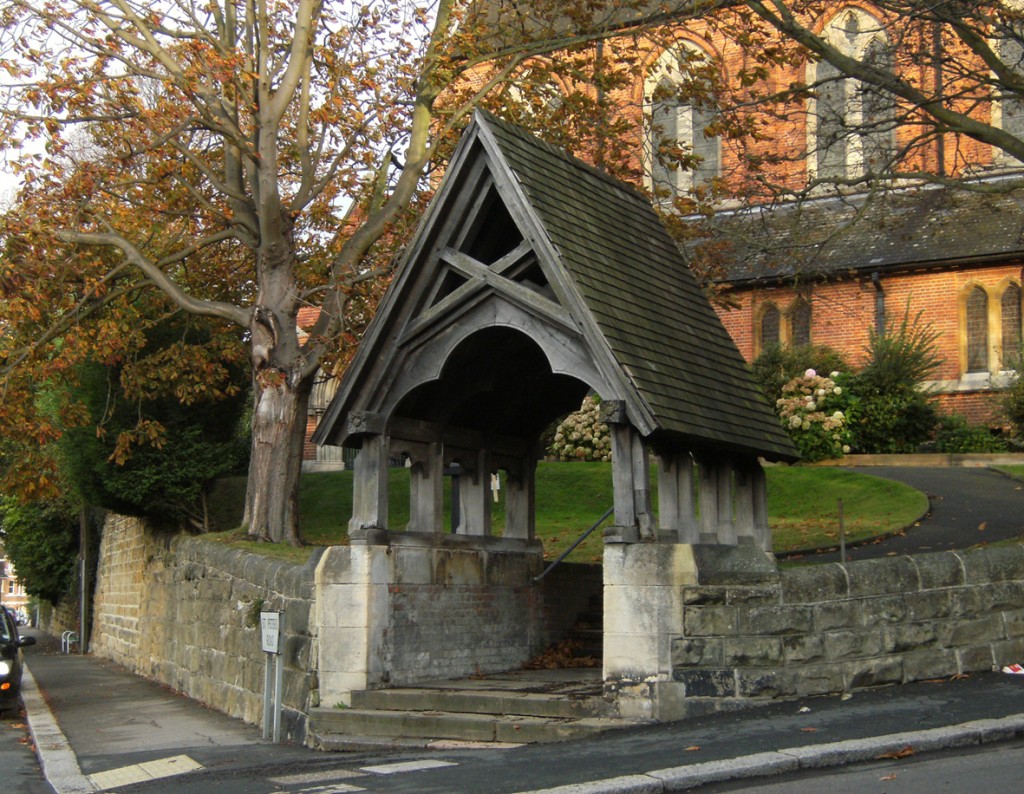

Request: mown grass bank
left=206, top=463, right=926, bottom=564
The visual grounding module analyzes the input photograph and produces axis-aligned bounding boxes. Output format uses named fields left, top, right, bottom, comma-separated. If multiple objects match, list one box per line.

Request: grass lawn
left=993, top=465, right=1024, bottom=481
left=206, top=462, right=926, bottom=564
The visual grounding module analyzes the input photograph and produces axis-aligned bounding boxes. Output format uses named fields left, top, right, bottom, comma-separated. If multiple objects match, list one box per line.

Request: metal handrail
left=533, top=506, right=614, bottom=582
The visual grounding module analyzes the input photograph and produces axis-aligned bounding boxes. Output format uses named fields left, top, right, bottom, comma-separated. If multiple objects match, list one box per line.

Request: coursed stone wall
left=670, top=545, right=1024, bottom=714
left=90, top=514, right=322, bottom=742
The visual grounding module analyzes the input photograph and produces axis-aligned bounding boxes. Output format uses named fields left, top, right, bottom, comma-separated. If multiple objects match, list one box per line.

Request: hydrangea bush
left=776, top=369, right=854, bottom=462
left=549, top=396, right=612, bottom=461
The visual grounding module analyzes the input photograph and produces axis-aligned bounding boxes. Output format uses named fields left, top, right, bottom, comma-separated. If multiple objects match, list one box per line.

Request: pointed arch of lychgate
left=380, top=304, right=611, bottom=424
left=390, top=325, right=596, bottom=443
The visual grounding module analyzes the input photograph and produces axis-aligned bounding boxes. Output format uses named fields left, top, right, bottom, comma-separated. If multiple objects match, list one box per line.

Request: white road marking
left=89, top=754, right=203, bottom=791
left=359, top=759, right=458, bottom=775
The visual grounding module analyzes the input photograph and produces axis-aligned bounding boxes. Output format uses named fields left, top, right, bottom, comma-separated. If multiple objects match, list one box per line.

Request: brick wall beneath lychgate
left=315, top=541, right=555, bottom=703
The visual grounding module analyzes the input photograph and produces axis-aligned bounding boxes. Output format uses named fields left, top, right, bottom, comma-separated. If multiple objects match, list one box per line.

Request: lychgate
left=311, top=111, right=797, bottom=719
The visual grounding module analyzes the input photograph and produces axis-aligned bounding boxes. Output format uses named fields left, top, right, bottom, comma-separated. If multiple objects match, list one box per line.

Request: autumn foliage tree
left=6, top=0, right=1016, bottom=548
left=0, top=1, right=726, bottom=544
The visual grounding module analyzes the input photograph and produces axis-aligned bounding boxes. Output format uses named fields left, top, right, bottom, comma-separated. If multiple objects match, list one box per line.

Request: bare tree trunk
left=244, top=376, right=312, bottom=545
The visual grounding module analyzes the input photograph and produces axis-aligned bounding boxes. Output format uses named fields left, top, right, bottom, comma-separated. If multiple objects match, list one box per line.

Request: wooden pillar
left=751, top=462, right=771, bottom=552
left=406, top=442, right=443, bottom=534
left=716, top=461, right=737, bottom=545
left=607, top=412, right=654, bottom=543
left=733, top=462, right=756, bottom=546
left=697, top=456, right=718, bottom=544
left=503, top=457, right=536, bottom=540
left=456, top=448, right=492, bottom=536
left=349, top=433, right=389, bottom=538
left=732, top=458, right=770, bottom=550
left=657, top=452, right=699, bottom=544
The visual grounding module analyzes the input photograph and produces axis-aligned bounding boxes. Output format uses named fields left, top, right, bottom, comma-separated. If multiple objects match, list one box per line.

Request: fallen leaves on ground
left=522, top=639, right=600, bottom=669
left=876, top=745, right=915, bottom=760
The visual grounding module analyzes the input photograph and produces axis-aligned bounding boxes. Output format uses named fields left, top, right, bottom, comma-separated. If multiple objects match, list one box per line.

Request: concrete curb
left=811, top=452, right=1024, bottom=467
left=515, top=713, right=1024, bottom=793
left=20, top=663, right=96, bottom=794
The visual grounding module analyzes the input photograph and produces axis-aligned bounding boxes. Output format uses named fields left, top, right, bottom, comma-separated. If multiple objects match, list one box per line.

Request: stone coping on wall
left=170, top=534, right=325, bottom=600
left=807, top=453, right=1024, bottom=467
left=349, top=528, right=545, bottom=554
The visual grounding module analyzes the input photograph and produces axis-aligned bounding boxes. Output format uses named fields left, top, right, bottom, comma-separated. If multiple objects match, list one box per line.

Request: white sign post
left=260, top=611, right=284, bottom=742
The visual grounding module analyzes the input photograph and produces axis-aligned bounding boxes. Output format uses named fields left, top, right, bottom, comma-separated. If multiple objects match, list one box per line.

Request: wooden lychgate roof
left=314, top=111, right=796, bottom=462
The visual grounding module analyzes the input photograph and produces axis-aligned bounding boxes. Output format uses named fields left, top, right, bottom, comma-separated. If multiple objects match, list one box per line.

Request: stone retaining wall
left=88, top=513, right=1024, bottom=732
left=668, top=545, right=1024, bottom=715
left=90, top=514, right=322, bottom=742
left=39, top=596, right=80, bottom=639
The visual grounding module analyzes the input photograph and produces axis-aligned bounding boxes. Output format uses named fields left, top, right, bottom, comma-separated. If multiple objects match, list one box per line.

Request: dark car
left=0, top=606, right=35, bottom=714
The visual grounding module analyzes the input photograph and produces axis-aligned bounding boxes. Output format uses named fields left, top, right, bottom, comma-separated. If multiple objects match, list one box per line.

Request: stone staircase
left=308, top=669, right=639, bottom=750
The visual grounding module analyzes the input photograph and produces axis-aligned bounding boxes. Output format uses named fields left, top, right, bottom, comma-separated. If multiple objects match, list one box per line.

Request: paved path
left=22, top=630, right=318, bottom=793
left=785, top=466, right=1024, bottom=563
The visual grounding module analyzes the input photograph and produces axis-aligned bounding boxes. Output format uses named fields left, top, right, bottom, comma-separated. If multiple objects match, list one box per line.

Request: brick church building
left=304, top=3, right=1024, bottom=463
left=594, top=4, right=1024, bottom=425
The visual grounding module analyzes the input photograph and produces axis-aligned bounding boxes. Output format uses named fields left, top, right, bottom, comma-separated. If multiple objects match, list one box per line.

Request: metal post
left=79, top=508, right=89, bottom=654
left=262, top=653, right=273, bottom=740
left=838, top=498, right=846, bottom=563
left=260, top=610, right=284, bottom=743
left=273, top=653, right=284, bottom=743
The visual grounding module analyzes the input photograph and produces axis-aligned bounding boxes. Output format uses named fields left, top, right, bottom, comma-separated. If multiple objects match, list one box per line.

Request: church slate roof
left=701, top=180, right=1024, bottom=285
left=477, top=113, right=796, bottom=460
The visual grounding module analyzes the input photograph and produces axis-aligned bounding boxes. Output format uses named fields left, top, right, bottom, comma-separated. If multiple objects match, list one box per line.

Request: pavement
left=19, top=630, right=318, bottom=793
left=12, top=464, right=1024, bottom=793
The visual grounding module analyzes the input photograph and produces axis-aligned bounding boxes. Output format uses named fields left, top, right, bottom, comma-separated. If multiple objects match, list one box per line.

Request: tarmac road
left=0, top=694, right=53, bottom=793
left=784, top=466, right=1024, bottom=563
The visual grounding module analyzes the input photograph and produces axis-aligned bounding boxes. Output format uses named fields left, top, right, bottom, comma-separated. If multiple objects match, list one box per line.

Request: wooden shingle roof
left=478, top=113, right=795, bottom=460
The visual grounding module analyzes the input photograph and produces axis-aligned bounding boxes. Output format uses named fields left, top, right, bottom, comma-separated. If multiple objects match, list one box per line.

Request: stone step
left=350, top=686, right=616, bottom=719
left=308, top=706, right=632, bottom=746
